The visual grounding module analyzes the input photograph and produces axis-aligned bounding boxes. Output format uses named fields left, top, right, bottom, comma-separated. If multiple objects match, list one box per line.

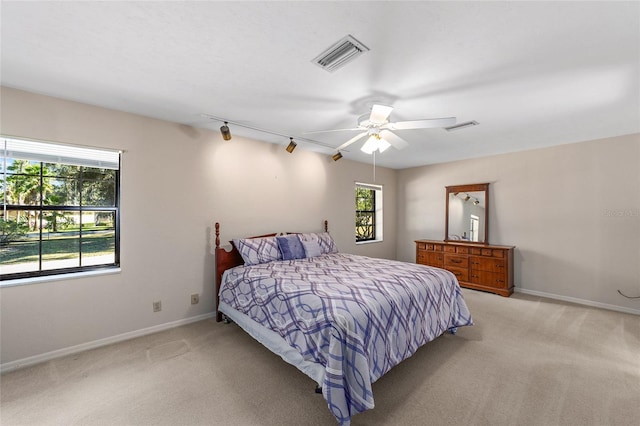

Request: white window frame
left=1, top=136, right=121, bottom=284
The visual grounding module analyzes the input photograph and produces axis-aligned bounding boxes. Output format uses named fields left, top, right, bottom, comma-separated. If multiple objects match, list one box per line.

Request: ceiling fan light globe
left=361, top=136, right=378, bottom=154
left=361, top=135, right=391, bottom=154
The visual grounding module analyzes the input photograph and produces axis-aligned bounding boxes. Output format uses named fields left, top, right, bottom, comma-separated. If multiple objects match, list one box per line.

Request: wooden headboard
left=214, top=220, right=328, bottom=322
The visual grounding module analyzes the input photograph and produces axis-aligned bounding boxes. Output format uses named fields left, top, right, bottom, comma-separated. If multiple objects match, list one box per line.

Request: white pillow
left=300, top=239, right=322, bottom=258
left=233, top=236, right=282, bottom=265
left=298, top=232, right=338, bottom=256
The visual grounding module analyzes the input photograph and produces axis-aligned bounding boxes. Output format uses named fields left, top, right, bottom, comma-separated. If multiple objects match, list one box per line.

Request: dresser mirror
left=445, top=183, right=489, bottom=244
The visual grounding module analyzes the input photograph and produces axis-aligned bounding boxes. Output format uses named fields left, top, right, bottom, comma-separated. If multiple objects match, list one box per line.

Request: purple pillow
left=276, top=235, right=306, bottom=260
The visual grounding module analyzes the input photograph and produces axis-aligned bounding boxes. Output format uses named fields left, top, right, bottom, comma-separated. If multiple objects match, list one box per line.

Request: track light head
left=220, top=122, right=232, bottom=141
left=286, top=137, right=297, bottom=153
left=464, top=194, right=471, bottom=202
left=332, top=151, right=343, bottom=161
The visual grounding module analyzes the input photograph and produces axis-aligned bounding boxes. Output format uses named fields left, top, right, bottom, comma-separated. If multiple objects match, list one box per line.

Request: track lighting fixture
left=453, top=192, right=481, bottom=206
left=220, top=122, right=232, bottom=141
left=286, top=137, right=297, bottom=153
left=202, top=114, right=343, bottom=161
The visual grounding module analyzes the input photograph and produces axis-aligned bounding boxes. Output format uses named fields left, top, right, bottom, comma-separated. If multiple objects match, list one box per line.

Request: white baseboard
left=515, top=288, right=640, bottom=316
left=1, top=312, right=216, bottom=374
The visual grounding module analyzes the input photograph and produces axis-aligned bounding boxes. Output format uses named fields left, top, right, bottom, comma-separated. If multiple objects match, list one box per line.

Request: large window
left=355, top=183, right=382, bottom=243
left=1, top=137, right=120, bottom=281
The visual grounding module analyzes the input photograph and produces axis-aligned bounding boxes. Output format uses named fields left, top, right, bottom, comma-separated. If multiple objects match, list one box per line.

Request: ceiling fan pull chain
left=373, top=150, right=376, bottom=182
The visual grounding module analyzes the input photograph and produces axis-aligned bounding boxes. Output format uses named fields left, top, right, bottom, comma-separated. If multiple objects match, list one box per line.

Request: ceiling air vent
left=444, top=121, right=480, bottom=132
left=313, top=35, right=370, bottom=73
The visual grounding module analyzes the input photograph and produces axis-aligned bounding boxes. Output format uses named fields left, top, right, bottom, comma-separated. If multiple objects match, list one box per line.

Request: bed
left=214, top=222, right=473, bottom=425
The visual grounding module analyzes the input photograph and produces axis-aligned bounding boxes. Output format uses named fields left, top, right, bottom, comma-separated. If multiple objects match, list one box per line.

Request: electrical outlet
left=191, top=294, right=199, bottom=305
left=153, top=301, right=162, bottom=312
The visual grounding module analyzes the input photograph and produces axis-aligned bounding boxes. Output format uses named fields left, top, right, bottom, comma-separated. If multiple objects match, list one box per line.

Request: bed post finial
left=324, top=220, right=328, bottom=232
left=215, top=222, right=220, bottom=249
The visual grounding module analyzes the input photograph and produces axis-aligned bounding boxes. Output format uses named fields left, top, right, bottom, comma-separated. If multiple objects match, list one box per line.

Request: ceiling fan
left=306, top=104, right=456, bottom=154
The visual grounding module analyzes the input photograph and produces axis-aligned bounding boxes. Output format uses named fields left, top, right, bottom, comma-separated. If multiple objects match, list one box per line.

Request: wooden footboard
left=214, top=221, right=328, bottom=322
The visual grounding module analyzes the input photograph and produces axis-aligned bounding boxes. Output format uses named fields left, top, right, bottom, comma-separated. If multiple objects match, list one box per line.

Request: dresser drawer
left=470, top=256, right=506, bottom=272
left=427, top=252, right=444, bottom=268
left=446, top=266, right=469, bottom=282
left=470, top=270, right=508, bottom=288
left=470, top=247, right=505, bottom=258
left=444, top=254, right=469, bottom=269
left=425, top=243, right=444, bottom=251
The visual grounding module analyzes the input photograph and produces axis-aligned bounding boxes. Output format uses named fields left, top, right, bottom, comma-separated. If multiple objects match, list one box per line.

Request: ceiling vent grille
left=313, top=35, right=369, bottom=72
left=444, top=121, right=480, bottom=132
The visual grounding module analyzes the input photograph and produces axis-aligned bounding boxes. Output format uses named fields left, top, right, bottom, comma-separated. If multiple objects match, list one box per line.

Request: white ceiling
left=1, top=1, right=638, bottom=169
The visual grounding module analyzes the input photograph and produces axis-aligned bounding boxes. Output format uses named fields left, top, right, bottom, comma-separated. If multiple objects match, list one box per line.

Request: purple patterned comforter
left=219, top=253, right=473, bottom=424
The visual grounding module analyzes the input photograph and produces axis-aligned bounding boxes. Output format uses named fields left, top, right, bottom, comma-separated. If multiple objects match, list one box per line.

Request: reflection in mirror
left=445, top=183, right=489, bottom=244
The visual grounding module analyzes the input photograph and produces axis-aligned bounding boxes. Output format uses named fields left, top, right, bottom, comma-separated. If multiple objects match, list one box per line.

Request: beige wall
left=2, top=86, right=637, bottom=367
left=0, top=87, right=397, bottom=364
left=397, top=133, right=640, bottom=313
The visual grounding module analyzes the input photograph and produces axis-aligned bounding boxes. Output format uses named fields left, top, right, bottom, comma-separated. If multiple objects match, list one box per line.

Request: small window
left=1, top=136, right=121, bottom=282
left=355, top=183, right=383, bottom=243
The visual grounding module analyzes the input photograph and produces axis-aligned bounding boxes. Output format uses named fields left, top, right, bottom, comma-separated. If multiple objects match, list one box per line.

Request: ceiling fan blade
left=385, top=117, right=456, bottom=130
left=369, top=104, right=394, bottom=124
left=303, top=127, right=362, bottom=134
left=380, top=130, right=409, bottom=150
left=336, top=132, right=368, bottom=151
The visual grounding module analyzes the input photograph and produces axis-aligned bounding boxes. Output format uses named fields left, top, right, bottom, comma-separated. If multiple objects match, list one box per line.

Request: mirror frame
left=445, top=183, right=489, bottom=244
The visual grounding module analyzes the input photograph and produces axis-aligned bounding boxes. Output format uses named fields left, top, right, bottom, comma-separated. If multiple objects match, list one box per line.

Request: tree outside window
left=356, top=187, right=375, bottom=241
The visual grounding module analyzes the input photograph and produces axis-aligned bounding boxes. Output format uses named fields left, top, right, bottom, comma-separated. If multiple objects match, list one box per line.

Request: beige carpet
left=1, top=289, right=639, bottom=426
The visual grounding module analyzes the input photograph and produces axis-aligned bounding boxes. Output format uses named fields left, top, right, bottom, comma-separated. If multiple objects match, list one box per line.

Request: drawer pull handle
left=451, top=259, right=462, bottom=263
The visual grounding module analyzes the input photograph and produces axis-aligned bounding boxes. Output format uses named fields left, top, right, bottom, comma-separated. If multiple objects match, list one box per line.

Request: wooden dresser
left=415, top=240, right=515, bottom=297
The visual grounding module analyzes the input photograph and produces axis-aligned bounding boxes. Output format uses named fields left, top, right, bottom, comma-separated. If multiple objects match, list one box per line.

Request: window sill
left=356, top=239, right=383, bottom=245
left=0, top=267, right=121, bottom=288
